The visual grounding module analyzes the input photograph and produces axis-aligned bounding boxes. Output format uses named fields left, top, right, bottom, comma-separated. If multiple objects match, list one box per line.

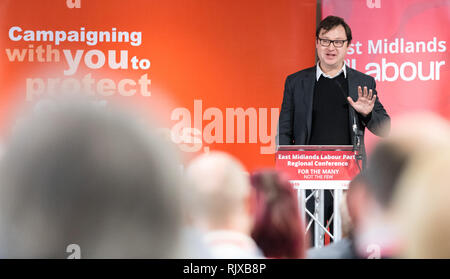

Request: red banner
left=0, top=0, right=317, bottom=170
left=322, top=0, right=450, bottom=153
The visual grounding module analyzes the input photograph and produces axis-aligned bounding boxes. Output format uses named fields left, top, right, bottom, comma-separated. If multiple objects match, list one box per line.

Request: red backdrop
left=322, top=0, right=450, bottom=153
left=0, top=0, right=317, bottom=170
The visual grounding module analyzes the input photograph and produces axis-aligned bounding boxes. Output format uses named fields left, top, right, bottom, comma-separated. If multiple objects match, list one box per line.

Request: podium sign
left=275, top=149, right=360, bottom=189
left=275, top=145, right=360, bottom=247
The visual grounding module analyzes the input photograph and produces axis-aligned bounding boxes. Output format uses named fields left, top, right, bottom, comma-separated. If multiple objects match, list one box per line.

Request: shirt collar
left=316, top=63, right=347, bottom=81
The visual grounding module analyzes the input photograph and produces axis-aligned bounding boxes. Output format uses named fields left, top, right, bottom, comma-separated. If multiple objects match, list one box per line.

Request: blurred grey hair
left=0, top=99, right=183, bottom=258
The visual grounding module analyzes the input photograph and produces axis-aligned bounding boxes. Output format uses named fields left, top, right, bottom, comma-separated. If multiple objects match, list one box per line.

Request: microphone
left=350, top=107, right=363, bottom=156
left=332, top=77, right=365, bottom=170
left=352, top=119, right=359, bottom=152
left=332, top=78, right=361, bottom=151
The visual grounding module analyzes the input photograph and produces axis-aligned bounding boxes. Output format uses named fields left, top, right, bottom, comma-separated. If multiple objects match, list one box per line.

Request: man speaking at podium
left=278, top=15, right=390, bottom=151
left=278, top=16, right=390, bottom=245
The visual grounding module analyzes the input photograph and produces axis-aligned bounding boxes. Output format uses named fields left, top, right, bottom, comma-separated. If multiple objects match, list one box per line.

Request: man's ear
left=347, top=184, right=369, bottom=227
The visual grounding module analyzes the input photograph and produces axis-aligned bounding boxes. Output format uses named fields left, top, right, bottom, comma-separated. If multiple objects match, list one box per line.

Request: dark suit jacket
left=278, top=65, right=390, bottom=153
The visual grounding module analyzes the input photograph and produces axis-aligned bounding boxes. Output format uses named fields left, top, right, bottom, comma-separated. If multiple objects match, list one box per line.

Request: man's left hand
left=347, top=86, right=376, bottom=117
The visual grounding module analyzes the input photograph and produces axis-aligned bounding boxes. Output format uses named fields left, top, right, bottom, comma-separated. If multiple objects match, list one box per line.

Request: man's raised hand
left=347, top=86, right=376, bottom=117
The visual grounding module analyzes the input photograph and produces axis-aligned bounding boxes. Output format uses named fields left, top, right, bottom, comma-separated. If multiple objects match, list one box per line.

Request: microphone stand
left=332, top=77, right=365, bottom=172
left=351, top=113, right=365, bottom=172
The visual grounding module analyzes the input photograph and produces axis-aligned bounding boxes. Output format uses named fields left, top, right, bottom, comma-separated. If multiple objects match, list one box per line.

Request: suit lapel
left=303, top=67, right=316, bottom=145
left=347, top=66, right=359, bottom=102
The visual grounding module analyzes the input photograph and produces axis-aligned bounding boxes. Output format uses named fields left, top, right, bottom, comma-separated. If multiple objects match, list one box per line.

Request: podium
left=275, top=145, right=360, bottom=248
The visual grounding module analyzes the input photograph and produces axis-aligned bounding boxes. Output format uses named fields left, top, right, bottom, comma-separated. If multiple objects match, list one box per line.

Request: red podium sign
left=275, top=145, right=360, bottom=189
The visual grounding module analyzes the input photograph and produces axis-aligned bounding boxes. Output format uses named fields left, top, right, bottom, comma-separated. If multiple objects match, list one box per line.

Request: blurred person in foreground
left=185, top=152, right=263, bottom=258
left=250, top=169, right=306, bottom=258
left=387, top=120, right=450, bottom=258
left=353, top=112, right=450, bottom=258
left=0, top=98, right=184, bottom=258
left=309, top=112, right=450, bottom=258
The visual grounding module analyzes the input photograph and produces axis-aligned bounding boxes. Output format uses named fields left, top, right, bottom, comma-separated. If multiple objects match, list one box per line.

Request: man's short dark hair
left=0, top=99, right=183, bottom=258
left=362, top=142, right=409, bottom=208
left=316, top=15, right=352, bottom=45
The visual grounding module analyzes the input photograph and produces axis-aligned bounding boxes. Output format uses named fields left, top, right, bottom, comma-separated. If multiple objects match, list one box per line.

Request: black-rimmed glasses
left=318, top=38, right=347, bottom=48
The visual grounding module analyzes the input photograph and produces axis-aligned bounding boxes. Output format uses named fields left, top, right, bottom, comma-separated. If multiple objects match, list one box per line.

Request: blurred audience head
left=250, top=169, right=306, bottom=258
left=185, top=151, right=252, bottom=233
left=351, top=112, right=450, bottom=258
left=0, top=98, right=183, bottom=258
left=185, top=151, right=263, bottom=258
left=347, top=146, right=407, bottom=259
left=387, top=113, right=450, bottom=258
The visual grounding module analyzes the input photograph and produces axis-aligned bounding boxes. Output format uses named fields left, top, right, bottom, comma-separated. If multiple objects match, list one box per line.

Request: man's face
left=316, top=25, right=349, bottom=70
